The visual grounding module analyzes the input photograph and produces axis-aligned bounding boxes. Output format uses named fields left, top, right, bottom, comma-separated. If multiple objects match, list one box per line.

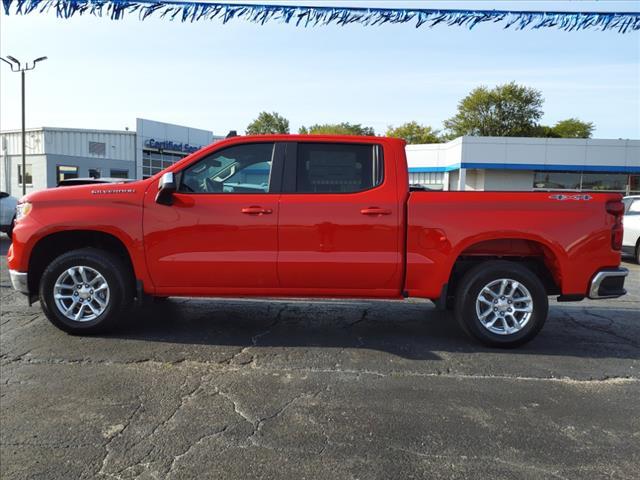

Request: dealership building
left=0, top=118, right=222, bottom=196
left=406, top=136, right=639, bottom=195
left=1, top=121, right=638, bottom=197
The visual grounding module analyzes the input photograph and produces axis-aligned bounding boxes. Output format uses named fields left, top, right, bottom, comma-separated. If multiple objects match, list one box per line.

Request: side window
left=629, top=199, right=640, bottom=215
left=179, top=143, right=275, bottom=194
left=296, top=143, right=383, bottom=193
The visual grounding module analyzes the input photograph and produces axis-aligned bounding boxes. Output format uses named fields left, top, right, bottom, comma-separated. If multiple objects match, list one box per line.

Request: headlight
left=15, top=202, right=32, bottom=221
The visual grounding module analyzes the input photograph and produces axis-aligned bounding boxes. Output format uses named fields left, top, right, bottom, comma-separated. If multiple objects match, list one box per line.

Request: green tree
left=444, top=82, right=544, bottom=138
left=551, top=118, right=594, bottom=138
left=246, top=111, right=290, bottom=135
left=386, top=121, right=442, bottom=144
left=298, top=122, right=375, bottom=136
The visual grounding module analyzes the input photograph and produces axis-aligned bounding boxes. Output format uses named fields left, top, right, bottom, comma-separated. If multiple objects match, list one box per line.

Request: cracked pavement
left=1, top=236, right=639, bottom=479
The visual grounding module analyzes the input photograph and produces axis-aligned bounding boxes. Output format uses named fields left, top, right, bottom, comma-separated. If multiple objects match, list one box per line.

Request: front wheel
left=454, top=261, right=548, bottom=348
left=39, top=248, right=132, bottom=334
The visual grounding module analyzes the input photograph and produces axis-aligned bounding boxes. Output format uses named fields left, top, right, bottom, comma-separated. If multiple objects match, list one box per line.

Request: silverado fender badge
left=549, top=194, right=592, bottom=201
left=91, top=189, right=136, bottom=195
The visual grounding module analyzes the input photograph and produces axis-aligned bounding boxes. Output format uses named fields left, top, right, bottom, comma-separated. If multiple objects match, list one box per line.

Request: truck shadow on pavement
left=104, top=296, right=640, bottom=361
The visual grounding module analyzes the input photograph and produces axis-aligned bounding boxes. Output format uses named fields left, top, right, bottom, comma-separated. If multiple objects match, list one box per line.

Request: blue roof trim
left=408, top=163, right=640, bottom=173
left=408, top=165, right=461, bottom=173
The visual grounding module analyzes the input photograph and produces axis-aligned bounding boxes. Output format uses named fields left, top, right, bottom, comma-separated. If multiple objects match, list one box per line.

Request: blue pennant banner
left=2, top=0, right=639, bottom=33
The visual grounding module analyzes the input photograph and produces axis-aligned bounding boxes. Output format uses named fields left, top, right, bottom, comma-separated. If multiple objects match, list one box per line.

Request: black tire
left=453, top=261, right=548, bottom=348
left=635, top=241, right=640, bottom=265
left=39, top=248, right=132, bottom=334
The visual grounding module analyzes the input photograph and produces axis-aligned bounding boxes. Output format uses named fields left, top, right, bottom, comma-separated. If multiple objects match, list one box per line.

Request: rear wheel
left=635, top=241, right=640, bottom=265
left=454, top=261, right=548, bottom=348
left=39, top=248, right=132, bottom=334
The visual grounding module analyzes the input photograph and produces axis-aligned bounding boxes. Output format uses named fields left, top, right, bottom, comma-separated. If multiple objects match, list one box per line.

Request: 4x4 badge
left=549, top=194, right=592, bottom=201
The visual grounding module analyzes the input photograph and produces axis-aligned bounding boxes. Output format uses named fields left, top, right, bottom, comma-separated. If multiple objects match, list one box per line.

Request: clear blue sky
left=1, top=1, right=639, bottom=138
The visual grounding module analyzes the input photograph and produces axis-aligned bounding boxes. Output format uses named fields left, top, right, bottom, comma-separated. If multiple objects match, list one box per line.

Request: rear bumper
left=9, top=270, right=29, bottom=295
left=588, top=268, right=628, bottom=299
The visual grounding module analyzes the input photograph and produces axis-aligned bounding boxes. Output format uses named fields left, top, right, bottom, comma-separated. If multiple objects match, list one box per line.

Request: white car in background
left=623, top=195, right=640, bottom=264
left=0, top=191, right=18, bottom=239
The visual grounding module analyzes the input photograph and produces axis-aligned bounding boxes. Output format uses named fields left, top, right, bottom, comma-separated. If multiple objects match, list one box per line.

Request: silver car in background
left=0, top=191, right=18, bottom=239
left=622, top=195, right=640, bottom=264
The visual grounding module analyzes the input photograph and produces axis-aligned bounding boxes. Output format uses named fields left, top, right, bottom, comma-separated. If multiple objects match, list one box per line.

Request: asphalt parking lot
left=1, top=236, right=638, bottom=480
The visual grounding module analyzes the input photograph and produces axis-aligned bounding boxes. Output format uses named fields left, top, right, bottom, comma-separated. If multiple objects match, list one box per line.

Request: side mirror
left=155, top=172, right=176, bottom=206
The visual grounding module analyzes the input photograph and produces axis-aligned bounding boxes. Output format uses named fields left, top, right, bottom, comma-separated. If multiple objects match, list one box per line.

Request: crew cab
left=7, top=135, right=628, bottom=347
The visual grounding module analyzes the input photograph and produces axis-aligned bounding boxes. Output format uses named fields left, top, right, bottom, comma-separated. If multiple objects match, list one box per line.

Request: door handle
left=360, top=207, right=392, bottom=216
left=241, top=206, right=273, bottom=215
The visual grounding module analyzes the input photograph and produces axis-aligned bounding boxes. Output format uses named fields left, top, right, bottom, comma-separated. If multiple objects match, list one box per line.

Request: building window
left=627, top=175, right=639, bottom=195
left=409, top=171, right=444, bottom=187
left=142, top=150, right=186, bottom=178
left=57, top=165, right=79, bottom=184
left=89, top=141, right=106, bottom=156
left=110, top=169, right=129, bottom=179
left=533, top=172, right=581, bottom=190
left=89, top=168, right=101, bottom=179
left=533, top=171, right=630, bottom=192
left=581, top=173, right=628, bottom=192
left=18, top=164, right=33, bottom=186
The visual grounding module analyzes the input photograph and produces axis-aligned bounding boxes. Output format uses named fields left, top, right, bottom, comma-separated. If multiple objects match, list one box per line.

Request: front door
left=277, top=141, right=403, bottom=296
left=143, top=141, right=282, bottom=293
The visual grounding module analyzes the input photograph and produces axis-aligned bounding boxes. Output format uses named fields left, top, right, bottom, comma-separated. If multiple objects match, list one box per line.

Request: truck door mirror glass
left=156, top=172, right=176, bottom=206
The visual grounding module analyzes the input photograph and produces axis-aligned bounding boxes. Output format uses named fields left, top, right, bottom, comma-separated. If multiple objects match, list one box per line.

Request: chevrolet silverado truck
left=7, top=135, right=629, bottom=347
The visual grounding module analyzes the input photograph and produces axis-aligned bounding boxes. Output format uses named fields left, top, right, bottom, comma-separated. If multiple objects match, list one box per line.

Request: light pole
left=1, top=55, right=47, bottom=195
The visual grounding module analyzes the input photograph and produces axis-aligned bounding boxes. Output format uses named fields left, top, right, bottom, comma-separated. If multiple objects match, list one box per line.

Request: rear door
left=276, top=141, right=403, bottom=296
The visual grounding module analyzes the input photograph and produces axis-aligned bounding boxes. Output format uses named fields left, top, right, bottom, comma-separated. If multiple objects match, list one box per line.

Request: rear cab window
left=294, top=143, right=383, bottom=193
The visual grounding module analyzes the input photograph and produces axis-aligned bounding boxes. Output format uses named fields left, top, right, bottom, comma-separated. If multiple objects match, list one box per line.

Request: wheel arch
left=444, top=235, right=566, bottom=303
left=27, top=229, right=138, bottom=295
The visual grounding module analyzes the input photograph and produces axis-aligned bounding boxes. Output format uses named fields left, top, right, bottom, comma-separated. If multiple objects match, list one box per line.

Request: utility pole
left=1, top=55, right=48, bottom=195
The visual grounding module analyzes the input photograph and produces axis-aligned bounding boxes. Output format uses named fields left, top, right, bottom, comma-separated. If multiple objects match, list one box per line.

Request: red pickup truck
left=7, top=135, right=628, bottom=347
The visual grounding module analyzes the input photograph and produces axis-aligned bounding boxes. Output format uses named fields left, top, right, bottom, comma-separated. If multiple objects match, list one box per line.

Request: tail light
left=606, top=201, right=624, bottom=216
left=606, top=200, right=624, bottom=251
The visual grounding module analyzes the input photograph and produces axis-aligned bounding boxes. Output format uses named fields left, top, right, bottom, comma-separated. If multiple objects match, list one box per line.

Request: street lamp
left=1, top=55, right=48, bottom=195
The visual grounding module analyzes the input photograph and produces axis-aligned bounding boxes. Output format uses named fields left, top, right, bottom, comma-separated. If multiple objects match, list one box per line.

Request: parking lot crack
left=345, top=308, right=369, bottom=328
left=165, top=425, right=229, bottom=478
left=98, top=396, right=144, bottom=479
left=561, top=310, right=640, bottom=348
left=219, top=304, right=289, bottom=366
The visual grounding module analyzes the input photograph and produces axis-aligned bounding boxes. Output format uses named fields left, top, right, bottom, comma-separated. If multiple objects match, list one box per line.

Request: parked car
left=0, top=191, right=18, bottom=239
left=6, top=135, right=629, bottom=347
left=622, top=195, right=640, bottom=264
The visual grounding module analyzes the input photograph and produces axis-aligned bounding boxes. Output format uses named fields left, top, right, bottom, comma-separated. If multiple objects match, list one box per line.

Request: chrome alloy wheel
left=475, top=278, right=533, bottom=335
left=53, top=266, right=110, bottom=322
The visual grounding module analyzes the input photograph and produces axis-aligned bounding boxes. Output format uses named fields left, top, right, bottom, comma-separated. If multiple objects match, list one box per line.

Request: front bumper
left=9, top=270, right=29, bottom=295
left=588, top=267, right=628, bottom=299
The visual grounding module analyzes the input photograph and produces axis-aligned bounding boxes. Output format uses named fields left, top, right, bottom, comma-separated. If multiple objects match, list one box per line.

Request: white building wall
left=0, top=154, right=48, bottom=196
left=0, top=129, right=46, bottom=156
left=43, top=128, right=135, bottom=160
left=484, top=170, right=535, bottom=191
left=405, top=138, right=463, bottom=170
left=460, top=136, right=639, bottom=170
left=464, top=169, right=485, bottom=191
